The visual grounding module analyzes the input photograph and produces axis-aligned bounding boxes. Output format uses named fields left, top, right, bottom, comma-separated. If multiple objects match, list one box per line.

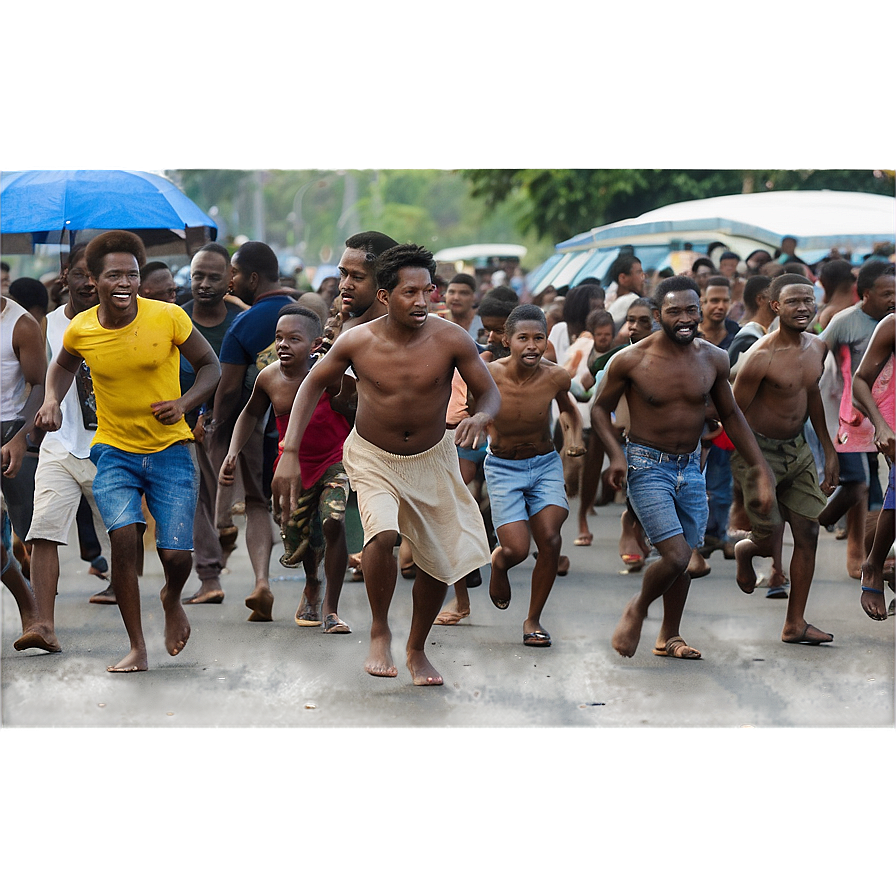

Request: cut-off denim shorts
left=89, top=441, right=198, bottom=551
left=625, top=440, right=707, bottom=549
left=484, top=449, right=568, bottom=534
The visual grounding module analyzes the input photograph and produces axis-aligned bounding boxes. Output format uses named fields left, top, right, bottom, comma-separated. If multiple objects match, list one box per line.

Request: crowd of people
left=1, top=225, right=893, bottom=686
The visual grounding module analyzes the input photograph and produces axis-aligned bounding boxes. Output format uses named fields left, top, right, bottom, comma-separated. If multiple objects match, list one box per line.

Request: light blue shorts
left=484, top=449, right=568, bottom=533
left=625, top=441, right=707, bottom=549
left=89, top=441, right=198, bottom=551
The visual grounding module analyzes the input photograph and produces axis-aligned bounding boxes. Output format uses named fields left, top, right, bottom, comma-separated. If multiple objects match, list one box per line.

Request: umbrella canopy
left=0, top=169, right=217, bottom=255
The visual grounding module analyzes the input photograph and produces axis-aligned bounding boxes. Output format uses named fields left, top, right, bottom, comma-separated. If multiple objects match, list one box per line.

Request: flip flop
left=89, top=585, right=117, bottom=605
left=295, top=598, right=322, bottom=626
left=782, top=623, right=833, bottom=645
left=322, top=613, right=351, bottom=633
left=434, top=609, right=470, bottom=626
left=765, top=585, right=788, bottom=600
left=652, top=636, right=701, bottom=659
left=523, top=629, right=552, bottom=647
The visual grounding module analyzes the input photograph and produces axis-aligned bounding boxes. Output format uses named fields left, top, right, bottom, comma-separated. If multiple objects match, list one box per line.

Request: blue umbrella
left=0, top=169, right=217, bottom=254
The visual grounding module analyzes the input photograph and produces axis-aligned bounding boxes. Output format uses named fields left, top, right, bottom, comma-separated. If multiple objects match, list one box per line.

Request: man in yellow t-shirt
left=35, top=231, right=220, bottom=673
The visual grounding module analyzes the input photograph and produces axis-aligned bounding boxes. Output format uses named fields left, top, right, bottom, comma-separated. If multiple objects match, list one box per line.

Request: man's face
left=592, top=323, right=614, bottom=353
left=625, top=306, right=653, bottom=343
left=719, top=257, right=738, bottom=278
left=658, top=289, right=701, bottom=345
left=319, top=276, right=339, bottom=303
left=275, top=315, right=315, bottom=368
left=694, top=265, right=714, bottom=294
left=64, top=255, right=98, bottom=315
left=480, top=314, right=509, bottom=356
left=862, top=274, right=896, bottom=321
left=1, top=268, right=10, bottom=294
left=618, top=261, right=645, bottom=297
left=228, top=253, right=256, bottom=303
left=782, top=238, right=797, bottom=256
left=190, top=251, right=230, bottom=308
left=445, top=282, right=476, bottom=317
left=773, top=283, right=816, bottom=332
left=747, top=251, right=771, bottom=271
left=140, top=268, right=177, bottom=303
left=338, top=248, right=377, bottom=317
left=92, top=252, right=140, bottom=314
left=380, top=266, right=434, bottom=328
left=701, top=285, right=731, bottom=324
left=504, top=319, right=546, bottom=368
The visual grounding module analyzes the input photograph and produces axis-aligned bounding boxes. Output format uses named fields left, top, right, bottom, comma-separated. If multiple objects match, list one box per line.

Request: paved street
left=2, top=497, right=893, bottom=728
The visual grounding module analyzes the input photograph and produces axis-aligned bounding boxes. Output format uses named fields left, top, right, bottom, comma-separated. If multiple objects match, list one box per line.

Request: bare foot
left=162, top=588, right=191, bottom=656
left=407, top=648, right=443, bottom=685
left=107, top=647, right=148, bottom=672
left=574, top=530, right=593, bottom=546
left=295, top=579, right=322, bottom=626
left=489, top=547, right=511, bottom=609
left=611, top=597, right=647, bottom=657
left=245, top=585, right=274, bottom=621
left=782, top=622, right=833, bottom=644
left=182, top=580, right=225, bottom=604
left=687, top=548, right=710, bottom=578
left=365, top=633, right=398, bottom=677
left=14, top=625, right=61, bottom=653
left=434, top=608, right=470, bottom=625
left=734, top=538, right=757, bottom=593
left=861, top=562, right=889, bottom=620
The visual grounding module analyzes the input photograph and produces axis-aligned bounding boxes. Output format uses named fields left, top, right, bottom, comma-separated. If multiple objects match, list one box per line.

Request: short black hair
left=769, top=273, right=812, bottom=305
left=720, top=251, right=740, bottom=262
left=586, top=308, right=615, bottom=335
left=818, top=259, right=855, bottom=294
left=691, top=257, right=715, bottom=274
left=139, top=261, right=170, bottom=282
left=194, top=242, right=231, bottom=264
left=9, top=277, right=49, bottom=312
left=375, top=244, right=436, bottom=294
left=233, top=241, right=280, bottom=282
left=610, top=253, right=642, bottom=282
left=857, top=260, right=895, bottom=299
left=704, top=275, right=730, bottom=291
left=277, top=303, right=323, bottom=341
left=504, top=303, right=546, bottom=338
left=564, top=283, right=604, bottom=327
left=626, top=297, right=655, bottom=316
left=345, top=231, right=399, bottom=268
left=654, top=274, right=700, bottom=306
left=477, top=287, right=519, bottom=320
left=66, top=242, right=90, bottom=272
left=448, top=273, right=477, bottom=291
left=742, top=275, right=772, bottom=313
left=0, top=262, right=9, bottom=273
left=85, top=230, right=147, bottom=278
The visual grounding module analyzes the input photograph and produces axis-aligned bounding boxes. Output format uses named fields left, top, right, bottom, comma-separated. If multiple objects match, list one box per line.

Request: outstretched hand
left=271, top=453, right=301, bottom=530
left=454, top=412, right=491, bottom=450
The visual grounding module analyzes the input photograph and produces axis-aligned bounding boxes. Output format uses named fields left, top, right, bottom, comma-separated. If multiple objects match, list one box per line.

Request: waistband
left=488, top=439, right=555, bottom=461
left=752, top=431, right=806, bottom=450
left=626, top=440, right=699, bottom=463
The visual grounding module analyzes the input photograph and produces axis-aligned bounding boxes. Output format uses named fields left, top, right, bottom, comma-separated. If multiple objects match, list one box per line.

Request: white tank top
left=1, top=298, right=30, bottom=420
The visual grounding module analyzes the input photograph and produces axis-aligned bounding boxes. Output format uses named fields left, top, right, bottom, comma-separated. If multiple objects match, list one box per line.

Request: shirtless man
left=851, top=312, right=895, bottom=620
left=731, top=274, right=839, bottom=644
left=592, top=276, right=774, bottom=659
left=34, top=231, right=220, bottom=672
left=271, top=244, right=501, bottom=685
left=483, top=304, right=584, bottom=647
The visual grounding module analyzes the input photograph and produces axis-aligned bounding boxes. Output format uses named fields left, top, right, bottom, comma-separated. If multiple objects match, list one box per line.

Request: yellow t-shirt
left=63, top=298, right=195, bottom=453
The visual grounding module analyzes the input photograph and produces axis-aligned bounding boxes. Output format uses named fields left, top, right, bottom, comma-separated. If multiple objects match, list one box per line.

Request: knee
left=366, top=530, right=398, bottom=554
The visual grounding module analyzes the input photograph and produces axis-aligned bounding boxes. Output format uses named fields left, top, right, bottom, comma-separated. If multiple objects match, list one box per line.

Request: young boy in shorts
left=482, top=304, right=585, bottom=647
left=219, top=305, right=353, bottom=632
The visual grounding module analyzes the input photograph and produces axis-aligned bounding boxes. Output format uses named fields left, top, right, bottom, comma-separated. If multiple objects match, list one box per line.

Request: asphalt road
left=2, top=497, right=893, bottom=728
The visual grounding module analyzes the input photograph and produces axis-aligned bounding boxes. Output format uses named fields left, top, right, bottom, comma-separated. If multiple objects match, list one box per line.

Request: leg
left=243, top=496, right=277, bottom=621
left=14, top=538, right=62, bottom=652
left=184, top=442, right=225, bottom=603
left=489, top=520, right=531, bottom=610
left=435, top=578, right=471, bottom=625
left=845, top=500, right=868, bottom=580
left=780, top=512, right=832, bottom=644
left=406, top=568, right=448, bottom=685
left=575, top=432, right=603, bottom=545
left=524, top=504, right=568, bottom=644
left=619, top=507, right=649, bottom=569
left=157, top=548, right=193, bottom=656
left=861, top=508, right=894, bottom=620
left=734, top=524, right=784, bottom=593
left=362, top=529, right=399, bottom=677
left=107, top=524, right=148, bottom=672
left=295, top=550, right=322, bottom=625
left=612, top=533, right=691, bottom=657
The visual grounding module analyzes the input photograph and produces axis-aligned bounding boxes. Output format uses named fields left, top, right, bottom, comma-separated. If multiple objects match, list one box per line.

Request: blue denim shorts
left=884, top=464, right=895, bottom=512
left=484, top=449, right=568, bottom=533
left=625, top=441, right=707, bottom=549
left=89, top=441, right=198, bottom=550
left=457, top=442, right=488, bottom=465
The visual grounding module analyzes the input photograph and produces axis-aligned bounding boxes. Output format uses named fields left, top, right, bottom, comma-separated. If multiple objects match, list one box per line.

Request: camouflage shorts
left=278, top=463, right=349, bottom=568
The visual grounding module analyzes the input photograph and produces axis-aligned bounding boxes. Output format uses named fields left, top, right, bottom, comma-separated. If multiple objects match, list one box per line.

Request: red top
left=275, top=393, right=350, bottom=490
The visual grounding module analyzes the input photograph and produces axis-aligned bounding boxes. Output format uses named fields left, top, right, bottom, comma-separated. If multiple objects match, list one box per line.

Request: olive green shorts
left=730, top=431, right=826, bottom=539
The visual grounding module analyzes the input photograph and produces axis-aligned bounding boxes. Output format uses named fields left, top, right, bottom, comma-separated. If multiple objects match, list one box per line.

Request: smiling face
left=190, top=251, right=230, bottom=308
left=338, top=248, right=378, bottom=317
left=504, top=318, right=547, bottom=368
left=773, top=283, right=816, bottom=333
left=91, top=252, right=140, bottom=317
left=658, top=289, right=701, bottom=345
left=275, top=314, right=316, bottom=370
left=64, top=254, right=98, bottom=315
left=379, top=266, right=434, bottom=328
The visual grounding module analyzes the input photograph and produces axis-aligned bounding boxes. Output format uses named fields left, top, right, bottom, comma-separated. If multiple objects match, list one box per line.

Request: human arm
left=590, top=353, right=630, bottom=489
left=731, top=343, right=771, bottom=417
left=807, top=378, right=839, bottom=495
left=555, top=372, right=585, bottom=456
left=452, top=335, right=501, bottom=449
left=151, top=329, right=221, bottom=427
left=219, top=373, right=272, bottom=487
left=270, top=341, right=352, bottom=522
left=207, top=361, right=248, bottom=447
left=3, top=313, right=48, bottom=478
left=852, top=314, right=895, bottom=460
